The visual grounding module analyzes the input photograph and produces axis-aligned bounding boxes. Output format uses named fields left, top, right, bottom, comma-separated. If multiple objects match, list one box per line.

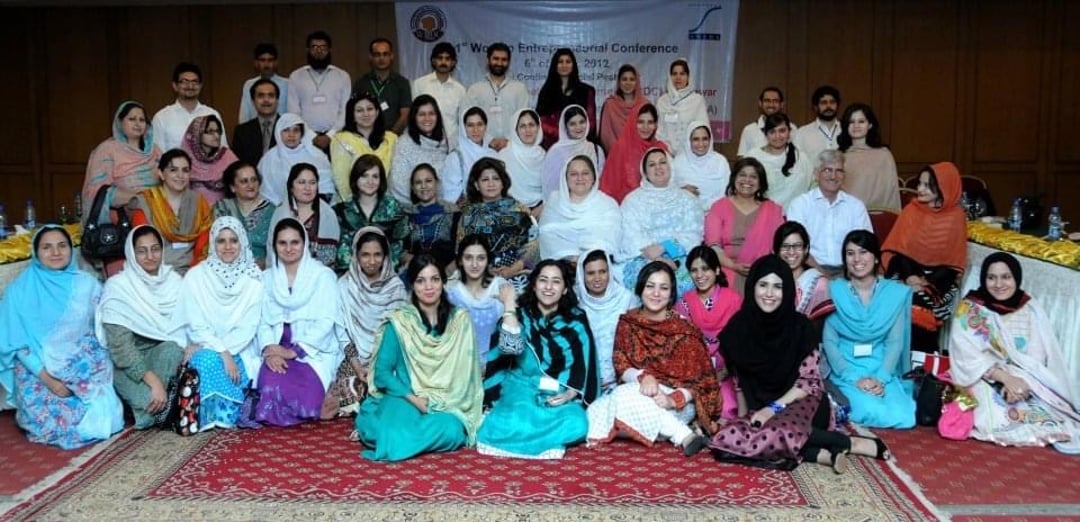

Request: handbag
left=937, top=371, right=976, bottom=440
left=81, top=184, right=132, bottom=260
left=164, top=365, right=201, bottom=436
left=903, top=368, right=947, bottom=427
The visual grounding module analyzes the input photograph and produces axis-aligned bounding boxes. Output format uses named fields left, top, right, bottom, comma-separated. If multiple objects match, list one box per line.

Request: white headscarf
left=538, top=155, right=621, bottom=260
left=258, top=113, right=334, bottom=205
left=655, top=60, right=709, bottom=156
left=499, top=108, right=546, bottom=207
left=574, top=249, right=634, bottom=386
left=338, top=226, right=408, bottom=363
left=619, top=147, right=703, bottom=261
left=178, top=216, right=264, bottom=359
left=672, top=121, right=731, bottom=212
left=541, top=104, right=604, bottom=198
left=442, top=107, right=498, bottom=202
left=96, top=225, right=186, bottom=345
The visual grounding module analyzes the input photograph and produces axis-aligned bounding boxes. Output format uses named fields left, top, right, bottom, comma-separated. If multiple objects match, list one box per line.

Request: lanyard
left=307, top=68, right=328, bottom=92
left=369, top=77, right=388, bottom=99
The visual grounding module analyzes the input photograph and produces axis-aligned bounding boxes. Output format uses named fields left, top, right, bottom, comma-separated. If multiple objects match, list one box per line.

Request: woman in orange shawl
left=598, top=65, right=648, bottom=154
left=881, top=162, right=967, bottom=353
left=598, top=104, right=670, bottom=204
left=130, top=149, right=213, bottom=275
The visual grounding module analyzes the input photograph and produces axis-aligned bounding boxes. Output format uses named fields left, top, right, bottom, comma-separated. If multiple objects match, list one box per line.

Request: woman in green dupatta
left=355, top=254, right=484, bottom=462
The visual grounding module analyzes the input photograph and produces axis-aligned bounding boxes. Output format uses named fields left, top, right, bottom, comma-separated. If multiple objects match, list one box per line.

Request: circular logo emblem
left=410, top=6, right=446, bottom=43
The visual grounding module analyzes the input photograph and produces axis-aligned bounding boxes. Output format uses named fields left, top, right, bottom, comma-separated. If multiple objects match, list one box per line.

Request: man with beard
left=793, top=86, right=842, bottom=168
left=232, top=79, right=280, bottom=165
left=238, top=43, right=288, bottom=124
left=287, top=30, right=351, bottom=152
left=412, top=42, right=467, bottom=144
left=463, top=42, right=529, bottom=152
left=353, top=38, right=411, bottom=135
left=736, top=86, right=797, bottom=157
left=152, top=62, right=226, bottom=152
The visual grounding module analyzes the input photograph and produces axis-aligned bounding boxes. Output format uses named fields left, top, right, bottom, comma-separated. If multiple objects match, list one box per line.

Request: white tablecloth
left=950, top=242, right=1080, bottom=400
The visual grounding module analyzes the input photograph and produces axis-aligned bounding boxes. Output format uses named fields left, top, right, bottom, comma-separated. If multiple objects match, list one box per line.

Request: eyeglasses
left=177, top=79, right=201, bottom=86
left=779, top=243, right=806, bottom=251
left=819, top=167, right=845, bottom=176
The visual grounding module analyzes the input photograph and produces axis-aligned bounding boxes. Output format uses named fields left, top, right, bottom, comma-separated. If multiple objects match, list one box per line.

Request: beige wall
left=3, top=0, right=1078, bottom=223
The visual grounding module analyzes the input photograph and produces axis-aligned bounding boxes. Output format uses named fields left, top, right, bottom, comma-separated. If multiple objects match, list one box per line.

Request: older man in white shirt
left=151, top=62, right=226, bottom=152
left=785, top=149, right=871, bottom=275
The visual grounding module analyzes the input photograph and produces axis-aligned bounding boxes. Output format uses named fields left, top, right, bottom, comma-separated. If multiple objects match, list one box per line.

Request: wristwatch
left=768, top=401, right=786, bottom=414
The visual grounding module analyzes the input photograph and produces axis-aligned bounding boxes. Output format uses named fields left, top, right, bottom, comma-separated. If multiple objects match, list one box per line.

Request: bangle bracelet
left=502, top=310, right=517, bottom=318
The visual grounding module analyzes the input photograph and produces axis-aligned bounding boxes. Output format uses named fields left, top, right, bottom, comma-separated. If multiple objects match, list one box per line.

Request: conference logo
left=688, top=5, right=724, bottom=41
left=409, top=5, right=447, bottom=42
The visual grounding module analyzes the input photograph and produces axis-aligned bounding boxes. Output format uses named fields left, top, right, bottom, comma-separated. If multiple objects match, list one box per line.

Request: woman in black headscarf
left=710, top=255, right=890, bottom=471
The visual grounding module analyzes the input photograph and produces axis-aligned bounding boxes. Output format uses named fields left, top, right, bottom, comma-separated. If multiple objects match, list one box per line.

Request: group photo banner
left=395, top=1, right=740, bottom=142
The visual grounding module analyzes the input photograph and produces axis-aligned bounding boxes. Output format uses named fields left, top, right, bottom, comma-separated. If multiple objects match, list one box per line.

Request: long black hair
left=762, top=113, right=797, bottom=177
left=406, top=253, right=453, bottom=335
left=344, top=92, right=388, bottom=150
left=518, top=259, right=578, bottom=320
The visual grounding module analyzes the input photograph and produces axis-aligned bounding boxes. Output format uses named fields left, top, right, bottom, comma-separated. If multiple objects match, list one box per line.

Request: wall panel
left=43, top=9, right=111, bottom=166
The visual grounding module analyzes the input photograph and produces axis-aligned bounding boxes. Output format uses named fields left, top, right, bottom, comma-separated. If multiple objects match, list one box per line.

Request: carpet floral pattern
left=3, top=419, right=937, bottom=521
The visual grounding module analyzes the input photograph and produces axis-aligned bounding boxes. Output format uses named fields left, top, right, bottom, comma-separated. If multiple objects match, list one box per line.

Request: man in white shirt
left=151, top=62, right=226, bottom=152
left=464, top=42, right=530, bottom=152
left=792, top=85, right=842, bottom=168
left=287, top=30, right=352, bottom=152
left=412, top=42, right=467, bottom=145
left=736, top=86, right=795, bottom=156
left=785, top=149, right=871, bottom=275
left=238, top=43, right=288, bottom=124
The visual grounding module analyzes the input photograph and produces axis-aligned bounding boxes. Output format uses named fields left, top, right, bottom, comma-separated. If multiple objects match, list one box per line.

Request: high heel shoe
left=871, top=437, right=891, bottom=461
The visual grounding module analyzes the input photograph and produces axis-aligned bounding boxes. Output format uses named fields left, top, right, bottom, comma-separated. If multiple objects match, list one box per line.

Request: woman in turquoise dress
left=356, top=254, right=484, bottom=462
left=477, top=259, right=601, bottom=459
left=0, top=225, right=123, bottom=448
left=823, top=230, right=915, bottom=429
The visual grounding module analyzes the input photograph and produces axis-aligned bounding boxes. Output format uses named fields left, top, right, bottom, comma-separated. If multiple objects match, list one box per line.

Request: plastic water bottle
left=0, top=204, right=8, bottom=240
left=24, top=200, right=36, bottom=230
left=73, top=192, right=83, bottom=223
left=1008, top=197, right=1023, bottom=232
left=1047, top=206, right=1063, bottom=241
left=960, top=191, right=972, bottom=220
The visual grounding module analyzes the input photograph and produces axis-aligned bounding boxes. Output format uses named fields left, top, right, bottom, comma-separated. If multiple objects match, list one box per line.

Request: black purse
left=81, top=184, right=132, bottom=260
left=903, top=368, right=947, bottom=426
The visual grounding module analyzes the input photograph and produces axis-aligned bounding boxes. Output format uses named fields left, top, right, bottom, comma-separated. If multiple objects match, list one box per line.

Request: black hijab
left=718, top=255, right=816, bottom=409
left=965, top=252, right=1030, bottom=315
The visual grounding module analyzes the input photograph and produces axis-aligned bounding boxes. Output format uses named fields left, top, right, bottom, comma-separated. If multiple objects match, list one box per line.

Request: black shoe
left=871, top=437, right=891, bottom=460
left=683, top=435, right=708, bottom=457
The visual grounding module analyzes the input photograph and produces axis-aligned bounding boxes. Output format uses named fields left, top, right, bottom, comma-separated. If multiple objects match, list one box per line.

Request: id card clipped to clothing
left=853, top=343, right=873, bottom=358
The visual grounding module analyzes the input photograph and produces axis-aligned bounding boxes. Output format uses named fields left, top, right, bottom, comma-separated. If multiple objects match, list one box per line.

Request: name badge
left=539, top=375, right=560, bottom=392
left=488, top=105, right=502, bottom=115
left=380, top=100, right=390, bottom=111
left=664, top=112, right=679, bottom=123
left=853, top=343, right=873, bottom=358
left=312, top=95, right=327, bottom=104
left=171, top=242, right=191, bottom=250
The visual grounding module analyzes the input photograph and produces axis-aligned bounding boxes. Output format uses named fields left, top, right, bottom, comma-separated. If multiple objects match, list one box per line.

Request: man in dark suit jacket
left=233, top=78, right=280, bottom=166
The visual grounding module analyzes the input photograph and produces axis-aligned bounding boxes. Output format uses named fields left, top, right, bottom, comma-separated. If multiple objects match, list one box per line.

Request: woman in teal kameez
left=477, top=259, right=601, bottom=459
left=355, top=254, right=483, bottom=461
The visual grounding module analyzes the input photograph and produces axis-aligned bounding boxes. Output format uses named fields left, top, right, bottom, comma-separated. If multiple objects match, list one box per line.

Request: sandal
left=871, top=437, right=891, bottom=461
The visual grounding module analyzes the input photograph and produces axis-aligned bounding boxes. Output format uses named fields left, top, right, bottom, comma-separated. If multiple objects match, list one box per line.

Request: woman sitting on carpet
left=586, top=261, right=719, bottom=456
left=179, top=216, right=264, bottom=431
left=255, top=218, right=344, bottom=427
left=477, top=259, right=601, bottom=459
left=676, top=245, right=741, bottom=421
left=823, top=230, right=915, bottom=429
left=882, top=162, right=967, bottom=353
left=575, top=249, right=635, bottom=392
left=0, top=225, right=123, bottom=449
left=446, top=235, right=510, bottom=370
left=949, top=252, right=1080, bottom=453
left=323, top=227, right=408, bottom=418
left=773, top=221, right=832, bottom=319
left=97, top=225, right=186, bottom=429
left=355, top=254, right=484, bottom=462
left=710, top=255, right=890, bottom=472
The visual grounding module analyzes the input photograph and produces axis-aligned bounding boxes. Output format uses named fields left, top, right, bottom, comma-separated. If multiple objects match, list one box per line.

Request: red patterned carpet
left=875, top=426, right=1080, bottom=520
left=0, top=411, right=89, bottom=498
left=2, top=417, right=937, bottom=520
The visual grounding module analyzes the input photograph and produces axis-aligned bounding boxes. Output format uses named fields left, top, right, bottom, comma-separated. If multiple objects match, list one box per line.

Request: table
left=948, top=241, right=1080, bottom=401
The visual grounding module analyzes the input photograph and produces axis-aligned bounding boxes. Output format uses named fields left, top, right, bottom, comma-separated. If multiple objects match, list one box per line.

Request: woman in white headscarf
left=672, top=121, right=731, bottom=212
left=655, top=59, right=710, bottom=157
left=499, top=109, right=546, bottom=215
left=540, top=104, right=605, bottom=199
left=575, top=249, right=634, bottom=391
left=98, top=225, right=185, bottom=429
left=618, top=147, right=703, bottom=296
left=179, top=216, right=264, bottom=432
left=440, top=107, right=497, bottom=203
left=255, top=217, right=344, bottom=427
left=257, top=113, right=334, bottom=206
left=324, top=227, right=408, bottom=418
left=538, top=155, right=621, bottom=263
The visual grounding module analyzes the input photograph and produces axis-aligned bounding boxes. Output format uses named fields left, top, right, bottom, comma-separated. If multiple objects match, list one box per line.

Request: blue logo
left=688, top=5, right=724, bottom=41
left=410, top=5, right=447, bottom=43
